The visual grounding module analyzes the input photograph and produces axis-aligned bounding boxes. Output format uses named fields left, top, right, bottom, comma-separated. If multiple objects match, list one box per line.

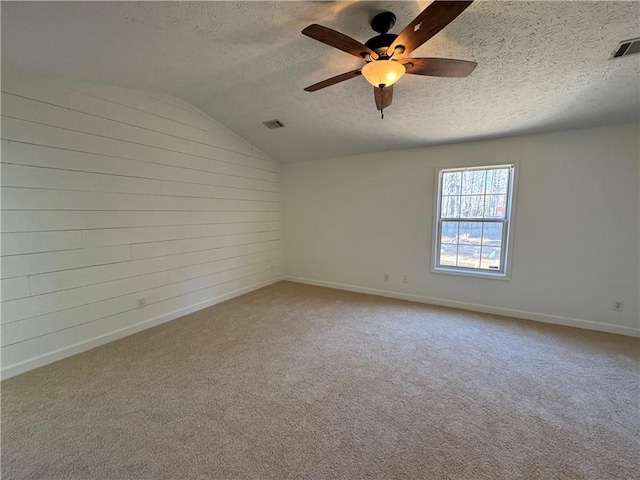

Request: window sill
left=431, top=266, right=511, bottom=281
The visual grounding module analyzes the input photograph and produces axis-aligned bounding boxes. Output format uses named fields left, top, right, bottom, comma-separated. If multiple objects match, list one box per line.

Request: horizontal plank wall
left=1, top=71, right=282, bottom=379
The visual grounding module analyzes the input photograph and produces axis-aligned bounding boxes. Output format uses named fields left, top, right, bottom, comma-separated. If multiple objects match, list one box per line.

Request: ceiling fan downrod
left=365, top=12, right=398, bottom=56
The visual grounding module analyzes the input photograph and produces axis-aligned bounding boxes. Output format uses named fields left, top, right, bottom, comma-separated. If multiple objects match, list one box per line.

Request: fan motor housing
left=365, top=33, right=398, bottom=55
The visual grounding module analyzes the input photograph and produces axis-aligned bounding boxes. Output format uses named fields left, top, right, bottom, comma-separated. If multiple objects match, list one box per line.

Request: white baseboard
left=1, top=277, right=282, bottom=380
left=284, top=276, right=639, bottom=338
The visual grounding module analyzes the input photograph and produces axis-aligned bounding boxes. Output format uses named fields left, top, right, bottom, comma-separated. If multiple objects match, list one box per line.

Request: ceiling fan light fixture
left=361, top=59, right=406, bottom=88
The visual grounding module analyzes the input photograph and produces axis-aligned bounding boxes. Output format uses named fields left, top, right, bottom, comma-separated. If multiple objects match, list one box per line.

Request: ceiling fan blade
left=302, top=24, right=379, bottom=60
left=374, top=85, right=393, bottom=111
left=387, top=1, right=473, bottom=57
left=304, top=69, right=362, bottom=92
left=400, top=57, right=477, bottom=77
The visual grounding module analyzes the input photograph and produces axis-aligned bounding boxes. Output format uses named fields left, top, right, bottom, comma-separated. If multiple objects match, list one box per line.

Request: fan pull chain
left=380, top=108, right=384, bottom=119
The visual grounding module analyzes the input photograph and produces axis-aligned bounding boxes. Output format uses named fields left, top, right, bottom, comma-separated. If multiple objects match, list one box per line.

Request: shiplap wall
left=0, top=71, right=282, bottom=379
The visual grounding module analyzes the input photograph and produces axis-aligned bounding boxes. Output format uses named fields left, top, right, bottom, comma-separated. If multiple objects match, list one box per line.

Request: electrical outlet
left=137, top=297, right=147, bottom=308
left=402, top=275, right=408, bottom=284
left=612, top=300, right=623, bottom=311
left=383, top=273, right=390, bottom=282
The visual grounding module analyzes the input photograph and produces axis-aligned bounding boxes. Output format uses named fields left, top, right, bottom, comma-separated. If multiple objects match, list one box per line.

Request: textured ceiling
left=2, top=1, right=639, bottom=163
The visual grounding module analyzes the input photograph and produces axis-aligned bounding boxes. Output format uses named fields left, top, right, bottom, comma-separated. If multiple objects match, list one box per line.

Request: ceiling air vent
left=263, top=119, right=285, bottom=130
left=612, top=38, right=640, bottom=58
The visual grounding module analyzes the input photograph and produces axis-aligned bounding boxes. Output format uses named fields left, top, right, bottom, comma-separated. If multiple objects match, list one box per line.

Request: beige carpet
left=2, top=281, right=638, bottom=480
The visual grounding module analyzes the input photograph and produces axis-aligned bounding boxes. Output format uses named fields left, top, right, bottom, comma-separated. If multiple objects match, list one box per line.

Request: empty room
left=1, top=1, right=639, bottom=479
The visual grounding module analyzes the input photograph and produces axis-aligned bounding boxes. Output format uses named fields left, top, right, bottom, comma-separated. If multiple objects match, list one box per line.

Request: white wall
left=283, top=124, right=640, bottom=336
left=0, top=71, right=282, bottom=378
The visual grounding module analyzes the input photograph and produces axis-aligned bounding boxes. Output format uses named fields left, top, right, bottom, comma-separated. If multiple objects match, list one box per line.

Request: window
left=433, top=164, right=515, bottom=278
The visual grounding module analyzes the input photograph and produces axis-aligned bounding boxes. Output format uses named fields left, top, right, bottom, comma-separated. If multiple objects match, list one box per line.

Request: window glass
left=434, top=165, right=514, bottom=277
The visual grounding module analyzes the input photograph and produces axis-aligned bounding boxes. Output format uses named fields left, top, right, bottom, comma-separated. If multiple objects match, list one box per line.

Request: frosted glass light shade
left=361, top=60, right=406, bottom=88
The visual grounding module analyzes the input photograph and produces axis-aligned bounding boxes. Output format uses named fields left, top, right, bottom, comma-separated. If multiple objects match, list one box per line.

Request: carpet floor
left=2, top=281, right=639, bottom=479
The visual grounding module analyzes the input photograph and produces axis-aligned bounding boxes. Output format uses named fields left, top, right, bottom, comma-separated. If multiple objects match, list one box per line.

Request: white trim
left=284, top=275, right=639, bottom=338
left=1, top=276, right=282, bottom=380
left=429, top=266, right=510, bottom=281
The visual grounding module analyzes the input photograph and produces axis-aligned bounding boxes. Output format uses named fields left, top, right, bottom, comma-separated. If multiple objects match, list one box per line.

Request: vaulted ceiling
left=2, top=1, right=639, bottom=162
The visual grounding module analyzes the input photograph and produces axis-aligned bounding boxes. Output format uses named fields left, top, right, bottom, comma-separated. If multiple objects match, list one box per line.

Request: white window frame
left=431, top=163, right=517, bottom=280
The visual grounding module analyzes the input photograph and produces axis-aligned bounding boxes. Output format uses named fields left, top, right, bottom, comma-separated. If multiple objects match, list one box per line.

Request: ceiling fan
left=302, top=1, right=477, bottom=118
